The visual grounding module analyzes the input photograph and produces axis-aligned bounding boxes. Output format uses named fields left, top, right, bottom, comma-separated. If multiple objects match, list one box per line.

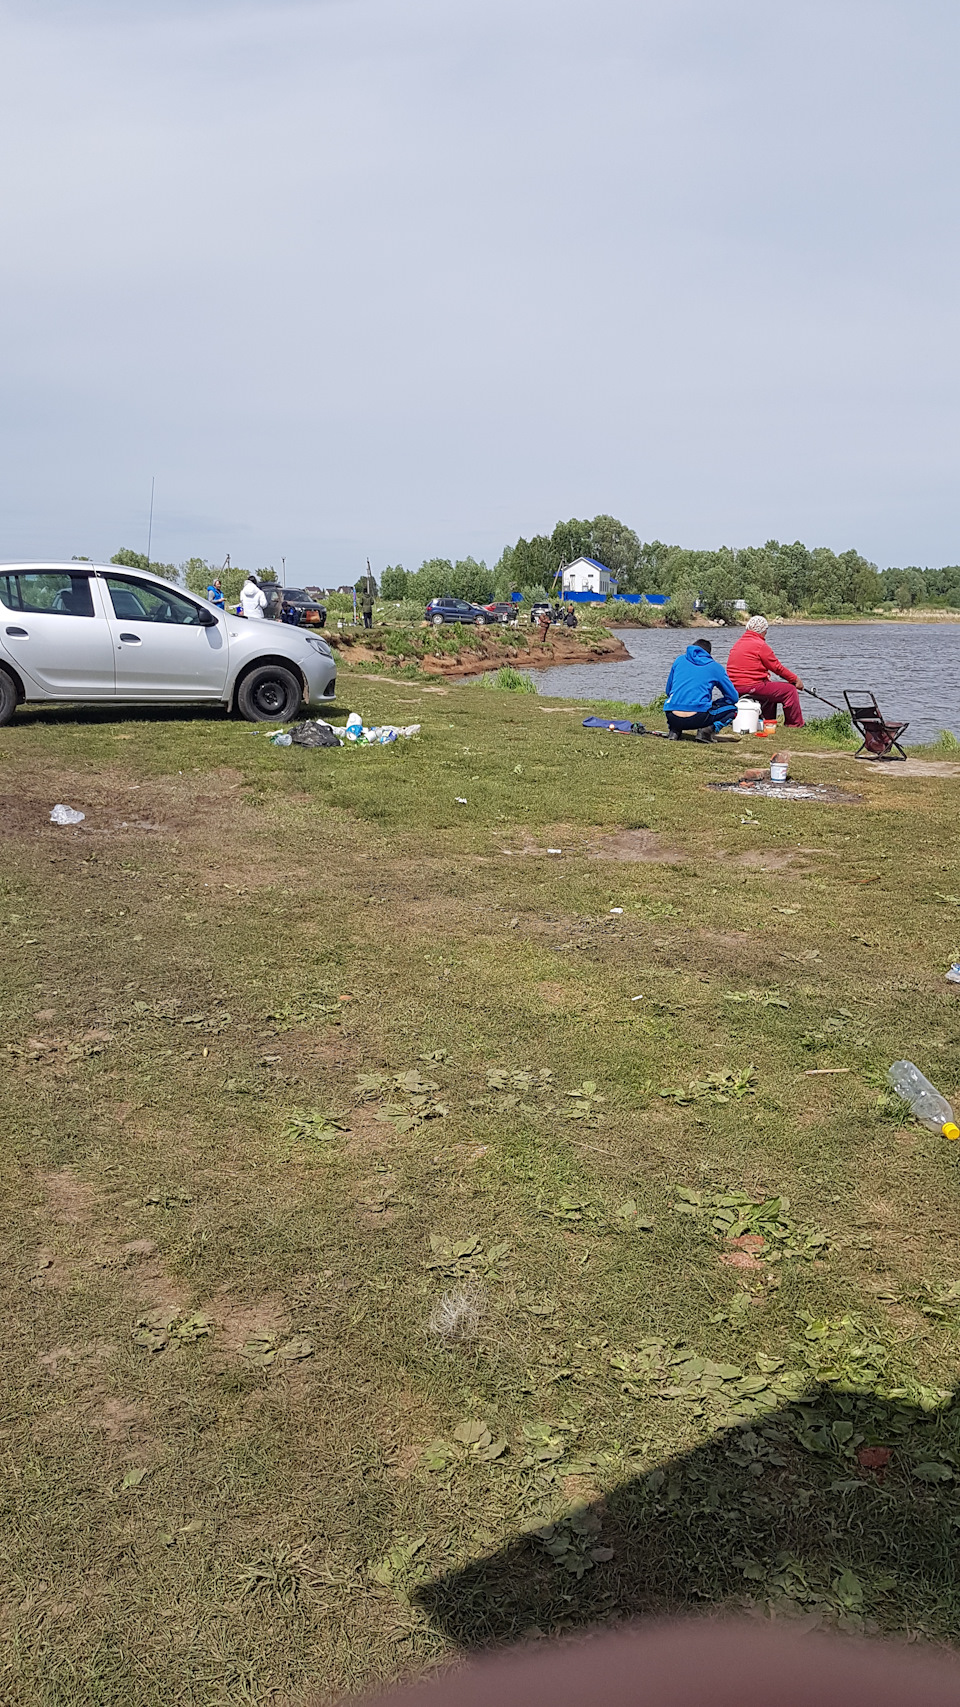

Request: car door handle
left=5, top=626, right=27, bottom=637
left=118, top=633, right=143, bottom=643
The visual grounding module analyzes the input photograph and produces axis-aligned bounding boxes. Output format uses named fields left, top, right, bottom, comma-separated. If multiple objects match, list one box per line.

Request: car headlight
left=305, top=635, right=332, bottom=657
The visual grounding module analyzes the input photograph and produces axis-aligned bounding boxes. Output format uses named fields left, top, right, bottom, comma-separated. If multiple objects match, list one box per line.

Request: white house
left=561, top=556, right=613, bottom=597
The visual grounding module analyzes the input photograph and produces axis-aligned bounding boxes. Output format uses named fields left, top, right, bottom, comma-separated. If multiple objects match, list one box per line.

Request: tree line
left=106, top=523, right=960, bottom=615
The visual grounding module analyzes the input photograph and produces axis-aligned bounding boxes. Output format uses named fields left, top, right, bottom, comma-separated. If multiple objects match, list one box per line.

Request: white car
left=0, top=562, right=337, bottom=723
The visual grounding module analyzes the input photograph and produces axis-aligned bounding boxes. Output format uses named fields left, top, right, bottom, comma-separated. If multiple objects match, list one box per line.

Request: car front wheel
left=0, top=668, right=18, bottom=726
left=474, top=615, right=489, bottom=627
left=237, top=664, right=303, bottom=722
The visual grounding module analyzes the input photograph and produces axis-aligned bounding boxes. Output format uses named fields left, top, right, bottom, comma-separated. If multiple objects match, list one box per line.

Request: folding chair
left=843, top=689, right=909, bottom=760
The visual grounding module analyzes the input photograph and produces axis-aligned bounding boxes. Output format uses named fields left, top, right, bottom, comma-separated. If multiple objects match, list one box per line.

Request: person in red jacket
left=726, top=615, right=805, bottom=727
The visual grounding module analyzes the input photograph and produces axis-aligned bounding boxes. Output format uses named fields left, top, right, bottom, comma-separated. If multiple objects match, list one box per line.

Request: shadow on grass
left=10, top=701, right=347, bottom=729
left=416, top=1384, right=960, bottom=1648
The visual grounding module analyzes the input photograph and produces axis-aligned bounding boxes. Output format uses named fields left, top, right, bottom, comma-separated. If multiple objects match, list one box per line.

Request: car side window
left=0, top=571, right=94, bottom=616
left=104, top=575, right=206, bottom=626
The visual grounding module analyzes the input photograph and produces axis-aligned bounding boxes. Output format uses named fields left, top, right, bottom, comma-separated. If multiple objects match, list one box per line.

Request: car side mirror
left=199, top=608, right=219, bottom=626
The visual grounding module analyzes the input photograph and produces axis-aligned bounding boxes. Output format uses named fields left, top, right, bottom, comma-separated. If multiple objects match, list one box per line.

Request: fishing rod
left=800, top=685, right=844, bottom=713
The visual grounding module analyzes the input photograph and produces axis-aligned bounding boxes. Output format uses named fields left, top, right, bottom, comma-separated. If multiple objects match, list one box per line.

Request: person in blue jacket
left=664, top=638, right=738, bottom=742
left=206, top=577, right=225, bottom=610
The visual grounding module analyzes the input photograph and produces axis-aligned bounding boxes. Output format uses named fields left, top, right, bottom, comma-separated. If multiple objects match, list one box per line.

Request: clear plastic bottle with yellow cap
left=888, top=1061, right=960, bottom=1140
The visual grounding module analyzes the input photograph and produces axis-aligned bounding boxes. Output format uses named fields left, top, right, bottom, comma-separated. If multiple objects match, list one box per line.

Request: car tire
left=432, top=613, right=444, bottom=626
left=236, top=664, right=303, bottom=722
left=474, top=615, right=489, bottom=627
left=0, top=668, right=17, bottom=726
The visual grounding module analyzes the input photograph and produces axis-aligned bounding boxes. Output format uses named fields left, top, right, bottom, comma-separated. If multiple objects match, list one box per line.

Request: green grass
left=480, top=666, right=538, bottom=692
left=2, top=677, right=960, bottom=1702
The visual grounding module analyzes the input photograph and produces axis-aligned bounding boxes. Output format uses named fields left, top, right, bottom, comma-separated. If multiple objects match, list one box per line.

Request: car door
left=101, top=573, right=229, bottom=699
left=0, top=568, right=115, bottom=696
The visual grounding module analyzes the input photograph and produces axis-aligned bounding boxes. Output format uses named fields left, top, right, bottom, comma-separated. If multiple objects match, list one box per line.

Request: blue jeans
left=666, top=702, right=736, bottom=735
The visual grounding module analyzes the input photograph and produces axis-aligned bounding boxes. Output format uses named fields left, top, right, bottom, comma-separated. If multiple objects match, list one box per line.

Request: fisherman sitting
left=726, top=615, right=805, bottom=727
left=664, top=638, right=739, bottom=743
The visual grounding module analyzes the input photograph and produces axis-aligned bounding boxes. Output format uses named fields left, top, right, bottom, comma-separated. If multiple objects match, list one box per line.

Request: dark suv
left=280, top=588, right=327, bottom=628
left=425, top=597, right=492, bottom=626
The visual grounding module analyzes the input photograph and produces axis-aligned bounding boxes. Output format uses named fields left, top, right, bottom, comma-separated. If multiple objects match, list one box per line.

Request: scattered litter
left=267, top=731, right=293, bottom=746
left=342, top=711, right=421, bottom=746
left=455, top=797, right=467, bottom=805
left=947, top=964, right=960, bottom=985
left=428, top=1280, right=485, bottom=1343
left=50, top=804, right=84, bottom=825
left=888, top=1060, right=960, bottom=1139
left=631, top=995, right=644, bottom=1002
left=547, top=848, right=562, bottom=855
left=609, top=907, right=623, bottom=914
left=803, top=1067, right=851, bottom=1075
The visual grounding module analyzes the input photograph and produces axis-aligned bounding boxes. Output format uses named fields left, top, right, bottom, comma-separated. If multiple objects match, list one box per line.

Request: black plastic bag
left=289, top=720, right=341, bottom=748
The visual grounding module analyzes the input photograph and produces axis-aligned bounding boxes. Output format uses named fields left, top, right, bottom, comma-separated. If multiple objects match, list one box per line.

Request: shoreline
left=327, top=628, right=631, bottom=679
left=607, top=610, right=960, bottom=629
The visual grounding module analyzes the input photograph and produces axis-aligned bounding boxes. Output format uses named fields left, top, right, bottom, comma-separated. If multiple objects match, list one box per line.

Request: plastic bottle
left=887, top=1061, right=960, bottom=1139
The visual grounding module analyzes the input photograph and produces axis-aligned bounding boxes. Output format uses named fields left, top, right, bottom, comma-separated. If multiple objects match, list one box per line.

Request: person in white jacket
left=240, top=574, right=268, bottom=619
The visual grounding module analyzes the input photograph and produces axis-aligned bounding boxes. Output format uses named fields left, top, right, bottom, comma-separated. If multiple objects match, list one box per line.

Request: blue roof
left=567, top=556, right=609, bottom=573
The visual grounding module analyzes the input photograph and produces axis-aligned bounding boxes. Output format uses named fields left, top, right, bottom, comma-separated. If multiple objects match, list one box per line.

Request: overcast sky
left=2, top=0, right=959, bottom=579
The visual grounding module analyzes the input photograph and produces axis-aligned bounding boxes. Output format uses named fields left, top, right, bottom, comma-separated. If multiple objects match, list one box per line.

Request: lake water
left=533, top=623, right=960, bottom=744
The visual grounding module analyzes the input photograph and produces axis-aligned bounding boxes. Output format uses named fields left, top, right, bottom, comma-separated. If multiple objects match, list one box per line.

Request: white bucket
left=732, top=697, right=761, bottom=734
left=770, top=760, right=789, bottom=782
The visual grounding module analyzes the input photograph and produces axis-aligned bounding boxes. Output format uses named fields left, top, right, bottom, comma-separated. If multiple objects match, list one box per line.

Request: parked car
left=479, top=602, right=519, bottom=625
left=529, top=602, right=552, bottom=626
left=0, top=562, right=336, bottom=723
left=425, top=597, right=493, bottom=626
left=280, top=587, right=327, bottom=628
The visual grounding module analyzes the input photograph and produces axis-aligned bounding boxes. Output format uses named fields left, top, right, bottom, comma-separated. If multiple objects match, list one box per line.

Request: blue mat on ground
left=582, top=717, right=668, bottom=738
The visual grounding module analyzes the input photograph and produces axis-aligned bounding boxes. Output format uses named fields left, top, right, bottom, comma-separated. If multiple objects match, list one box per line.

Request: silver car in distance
left=0, top=563, right=336, bottom=723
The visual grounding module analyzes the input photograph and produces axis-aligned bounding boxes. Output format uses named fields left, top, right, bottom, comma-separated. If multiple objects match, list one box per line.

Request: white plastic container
left=732, top=697, right=761, bottom=734
left=769, top=759, right=789, bottom=782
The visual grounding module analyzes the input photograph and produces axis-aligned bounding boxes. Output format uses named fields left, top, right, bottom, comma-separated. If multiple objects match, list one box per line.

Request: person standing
left=537, top=608, right=552, bottom=646
left=360, top=586, right=375, bottom=629
left=564, top=604, right=578, bottom=628
left=663, top=638, right=739, bottom=742
left=726, top=615, right=805, bottom=727
left=206, top=576, right=225, bottom=610
left=240, top=573, right=268, bottom=619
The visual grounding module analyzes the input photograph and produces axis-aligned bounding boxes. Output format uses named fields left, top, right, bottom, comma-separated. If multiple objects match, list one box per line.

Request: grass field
left=3, top=672, right=960, bottom=1705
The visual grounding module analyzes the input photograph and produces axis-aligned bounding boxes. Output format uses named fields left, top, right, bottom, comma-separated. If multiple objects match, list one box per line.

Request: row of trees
left=492, top=519, right=960, bottom=614
left=107, top=530, right=960, bottom=616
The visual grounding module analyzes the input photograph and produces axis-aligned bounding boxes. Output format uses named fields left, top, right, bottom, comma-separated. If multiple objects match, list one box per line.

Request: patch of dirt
left=562, top=1474, right=605, bottom=1507
left=719, top=1250, right=764, bottom=1271
left=724, top=848, right=800, bottom=870
left=121, top=1239, right=158, bottom=1258
left=133, top=1262, right=191, bottom=1313
left=86, top=1398, right=151, bottom=1442
left=38, top=1342, right=117, bottom=1378
left=25, top=1249, right=72, bottom=1290
left=537, top=982, right=574, bottom=1007
left=212, top=1296, right=292, bottom=1354
left=711, top=780, right=861, bottom=804
left=699, top=929, right=751, bottom=949
left=812, top=752, right=960, bottom=778
left=41, top=1169, right=96, bottom=1226
left=589, top=829, right=684, bottom=864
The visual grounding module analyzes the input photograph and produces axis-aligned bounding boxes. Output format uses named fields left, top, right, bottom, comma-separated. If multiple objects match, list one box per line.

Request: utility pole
left=146, top=476, right=155, bottom=565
